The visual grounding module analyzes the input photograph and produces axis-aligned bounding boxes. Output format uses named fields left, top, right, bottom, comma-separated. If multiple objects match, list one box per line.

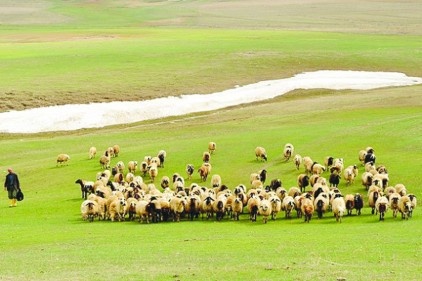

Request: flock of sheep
left=75, top=142, right=417, bottom=224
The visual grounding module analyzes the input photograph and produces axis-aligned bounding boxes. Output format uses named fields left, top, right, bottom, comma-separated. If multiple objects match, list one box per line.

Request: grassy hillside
left=0, top=1, right=421, bottom=281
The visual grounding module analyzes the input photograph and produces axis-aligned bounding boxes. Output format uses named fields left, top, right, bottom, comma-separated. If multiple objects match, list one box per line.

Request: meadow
left=1, top=1, right=421, bottom=281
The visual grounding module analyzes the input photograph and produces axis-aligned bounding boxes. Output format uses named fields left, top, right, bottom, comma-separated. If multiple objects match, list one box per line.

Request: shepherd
left=4, top=168, right=20, bottom=207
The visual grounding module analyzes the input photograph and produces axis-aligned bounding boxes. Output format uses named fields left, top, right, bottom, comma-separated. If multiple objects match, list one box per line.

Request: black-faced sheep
left=80, top=200, right=99, bottom=222
left=268, top=178, right=282, bottom=192
left=75, top=179, right=95, bottom=200
left=170, top=195, right=187, bottom=222
left=89, top=146, right=97, bottom=159
left=314, top=193, right=329, bottom=219
left=211, top=174, right=222, bottom=189
left=208, top=142, right=216, bottom=154
left=258, top=169, right=267, bottom=184
left=353, top=193, right=364, bottom=215
left=213, top=195, right=227, bottom=221
left=185, top=195, right=201, bottom=221
left=186, top=164, right=195, bottom=180
left=344, top=194, right=355, bottom=216
left=364, top=151, right=376, bottom=164
left=388, top=193, right=401, bottom=218
left=368, top=186, right=381, bottom=215
left=203, top=151, right=211, bottom=163
left=57, top=153, right=70, bottom=166
left=201, top=195, right=215, bottom=220
left=247, top=195, right=260, bottom=222
left=324, top=156, right=334, bottom=170
left=283, top=143, right=294, bottom=161
left=258, top=199, right=272, bottom=223
left=329, top=171, right=341, bottom=188
left=157, top=150, right=166, bottom=168
left=297, top=174, right=310, bottom=193
left=375, top=196, right=389, bottom=221
left=231, top=197, right=243, bottom=221
left=255, top=146, right=267, bottom=162
left=408, top=194, right=417, bottom=217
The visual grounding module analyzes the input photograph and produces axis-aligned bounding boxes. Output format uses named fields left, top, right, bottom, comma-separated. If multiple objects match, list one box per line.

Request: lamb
left=148, top=163, right=158, bottom=182
left=283, top=143, right=294, bottom=161
left=388, top=192, right=401, bottom=218
left=127, top=161, right=138, bottom=174
left=332, top=196, right=346, bottom=223
left=375, top=196, right=389, bottom=221
left=157, top=150, right=166, bottom=167
left=294, top=154, right=302, bottom=170
left=297, top=174, right=310, bottom=193
left=255, top=146, right=267, bottom=162
left=314, top=193, right=329, bottom=219
left=203, top=151, right=211, bottom=163
left=75, top=179, right=95, bottom=200
left=281, top=195, right=295, bottom=219
left=258, top=199, right=272, bottom=223
left=300, top=197, right=314, bottom=223
left=89, top=146, right=97, bottom=159
left=343, top=165, right=358, bottom=186
left=231, top=197, right=244, bottom=221
left=80, top=200, right=99, bottom=222
left=398, top=195, right=412, bottom=220
left=56, top=153, right=70, bottom=166
left=208, top=142, right=216, bottom=154
left=353, top=193, right=364, bottom=215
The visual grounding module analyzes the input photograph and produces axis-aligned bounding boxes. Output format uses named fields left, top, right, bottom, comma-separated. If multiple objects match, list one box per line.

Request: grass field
left=1, top=1, right=421, bottom=281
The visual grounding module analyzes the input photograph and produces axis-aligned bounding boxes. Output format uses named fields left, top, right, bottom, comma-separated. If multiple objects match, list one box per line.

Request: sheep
left=281, top=195, right=295, bottom=219
left=395, top=183, right=407, bottom=196
left=135, top=200, right=151, bottom=223
left=116, top=161, right=125, bottom=173
left=398, top=195, right=412, bottom=220
left=368, top=187, right=381, bottom=215
left=408, top=194, right=417, bottom=217
left=314, top=193, right=329, bottom=219
left=268, top=178, right=282, bottom=192
left=112, top=144, right=120, bottom=157
left=255, top=146, right=267, bottom=162
left=213, top=195, right=227, bottom=221
left=376, top=165, right=388, bottom=174
left=388, top=193, right=401, bottom=218
left=269, top=196, right=282, bottom=220
left=364, top=150, right=376, bottom=164
left=361, top=172, right=373, bottom=190
left=375, top=196, right=389, bottom=221
left=300, top=197, right=314, bottom=223
left=283, top=143, right=294, bottom=161
left=127, top=161, right=138, bottom=174
left=211, top=174, right=222, bottom=189
left=140, top=161, right=149, bottom=176
left=208, top=142, right=216, bottom=154
left=99, top=151, right=111, bottom=169
left=75, top=179, right=95, bottom=200
left=125, top=197, right=138, bottom=221
left=201, top=195, right=215, bottom=219
left=344, top=194, right=355, bottom=216
left=297, top=174, right=310, bottom=193
left=251, top=179, right=263, bottom=190
left=89, top=146, right=97, bottom=159
left=231, top=197, right=243, bottom=221
left=148, top=163, right=158, bottom=182
left=332, top=196, right=346, bottom=223
left=343, top=165, right=358, bottom=186
left=250, top=173, right=260, bottom=184
left=185, top=194, right=201, bottom=221
left=185, top=164, right=195, bottom=180
left=302, top=156, right=313, bottom=174
left=247, top=194, right=260, bottom=222
left=324, top=156, right=334, bottom=170
left=56, top=153, right=70, bottom=166
left=353, top=193, right=364, bottom=215
left=170, top=195, right=187, bottom=222
left=150, top=156, right=161, bottom=168
left=258, top=199, right=272, bottom=223
left=311, top=163, right=326, bottom=175
left=373, top=173, right=389, bottom=190
left=288, top=186, right=301, bottom=198
left=157, top=150, right=166, bottom=168
left=332, top=158, right=344, bottom=174
left=258, top=169, right=267, bottom=184
left=88, top=194, right=107, bottom=220
left=358, top=150, right=367, bottom=165
left=108, top=197, right=126, bottom=222
left=198, top=163, right=211, bottom=182
left=329, top=171, right=341, bottom=188
left=202, top=151, right=211, bottom=163
left=294, top=154, right=302, bottom=170
left=80, top=200, right=99, bottom=222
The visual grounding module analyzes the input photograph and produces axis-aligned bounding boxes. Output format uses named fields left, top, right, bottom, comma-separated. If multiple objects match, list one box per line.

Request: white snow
left=1, top=70, right=421, bottom=134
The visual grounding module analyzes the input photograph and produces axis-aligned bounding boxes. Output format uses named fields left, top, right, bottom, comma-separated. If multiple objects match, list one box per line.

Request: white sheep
left=297, top=174, right=310, bottom=193
left=211, top=174, right=222, bottom=189
left=255, top=146, right=267, bottom=161
left=258, top=199, right=272, bottom=223
left=343, top=165, right=358, bottom=186
left=89, top=146, right=97, bottom=159
left=112, top=144, right=120, bottom=157
left=344, top=194, right=355, bottom=216
left=202, top=151, right=211, bottom=163
left=56, top=153, right=70, bottom=166
left=108, top=197, right=126, bottom=222
left=358, top=150, right=367, bottom=165
left=127, top=161, right=138, bottom=174
left=148, top=163, right=158, bottom=182
left=302, top=156, right=313, bottom=174
left=283, top=143, right=294, bottom=161
left=150, top=156, right=161, bottom=167
left=314, top=193, right=329, bottom=219
left=135, top=200, right=150, bottom=223
left=116, top=161, right=125, bottom=173
left=281, top=195, right=295, bottom=219
left=80, top=200, right=99, bottom=222
left=388, top=193, right=401, bottom=218
left=398, top=195, right=412, bottom=220
left=332, top=196, right=346, bottom=223
left=311, top=163, right=326, bottom=175
left=375, top=196, right=389, bottom=221
left=324, top=156, right=334, bottom=170
left=170, top=195, right=187, bottom=222
left=99, top=151, right=111, bottom=169
left=208, top=142, right=216, bottom=154
left=294, top=154, right=302, bottom=170
left=368, top=185, right=381, bottom=215
left=231, top=197, right=243, bottom=221
left=395, top=183, right=407, bottom=196
left=361, top=172, right=373, bottom=190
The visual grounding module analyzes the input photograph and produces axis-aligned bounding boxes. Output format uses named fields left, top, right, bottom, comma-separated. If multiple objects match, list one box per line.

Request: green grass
left=0, top=1, right=422, bottom=280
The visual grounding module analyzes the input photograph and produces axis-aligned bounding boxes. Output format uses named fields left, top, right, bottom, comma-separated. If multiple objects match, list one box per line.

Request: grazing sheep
left=297, top=174, right=310, bottom=193
left=281, top=196, right=295, bottom=219
left=80, top=200, right=99, bottom=222
left=314, top=193, right=329, bottom=219
left=300, top=197, right=314, bottom=223
left=375, top=196, right=389, bottom=221
left=75, top=179, right=95, bottom=200
left=389, top=193, right=401, bottom=218
left=258, top=199, right=272, bottom=223
left=231, top=197, right=243, bottom=221
left=294, top=154, right=302, bottom=170
left=157, top=150, right=166, bottom=168
left=148, top=163, right=158, bottom=182
left=255, top=146, right=267, bottom=162
left=89, top=146, right=97, bottom=159
left=343, top=165, right=358, bottom=186
left=127, top=161, right=138, bottom=174
left=332, top=196, right=346, bottom=223
left=56, top=153, right=70, bottom=166
left=283, top=143, right=294, bottom=161
left=203, top=151, right=211, bottom=163
left=208, top=142, right=216, bottom=154
left=112, top=144, right=120, bottom=157
left=398, top=195, right=412, bottom=220
left=186, top=164, right=195, bottom=180
left=353, top=193, right=364, bottom=215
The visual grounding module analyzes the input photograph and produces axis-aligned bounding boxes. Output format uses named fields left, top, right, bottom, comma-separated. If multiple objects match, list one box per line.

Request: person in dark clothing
left=4, top=168, right=20, bottom=207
